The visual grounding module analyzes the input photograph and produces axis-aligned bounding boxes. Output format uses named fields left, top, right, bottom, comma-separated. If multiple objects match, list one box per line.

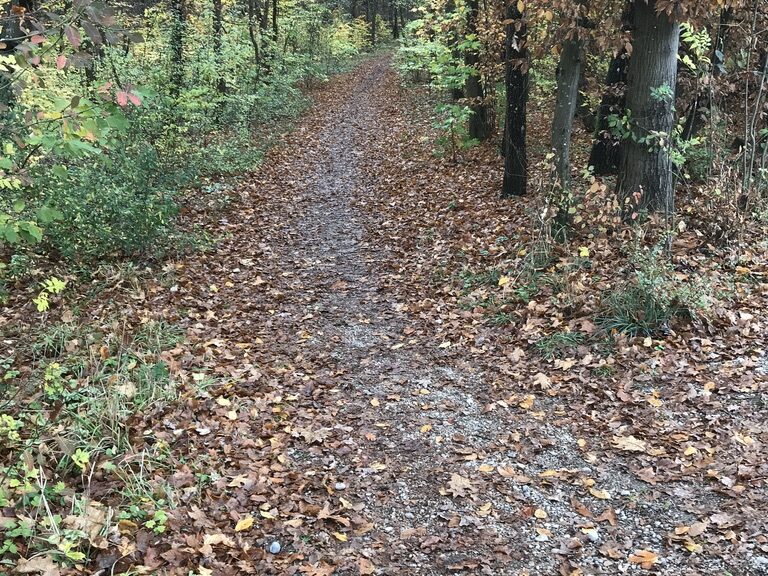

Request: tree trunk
left=464, top=0, right=490, bottom=140
left=588, top=5, right=633, bottom=175
left=551, top=32, right=584, bottom=192
left=501, top=2, right=527, bottom=198
left=213, top=0, right=226, bottom=93
left=170, top=0, right=185, bottom=95
left=370, top=0, right=377, bottom=47
left=272, top=0, right=278, bottom=39
left=616, top=0, right=679, bottom=217
left=351, top=0, right=358, bottom=18
left=391, top=0, right=399, bottom=38
left=247, top=0, right=260, bottom=62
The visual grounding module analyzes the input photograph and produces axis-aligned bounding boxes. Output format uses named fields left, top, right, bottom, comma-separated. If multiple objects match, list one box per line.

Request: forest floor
left=4, top=55, right=768, bottom=576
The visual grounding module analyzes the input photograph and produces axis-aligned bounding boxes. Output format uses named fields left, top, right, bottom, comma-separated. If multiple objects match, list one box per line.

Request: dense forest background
left=1, top=0, right=767, bottom=573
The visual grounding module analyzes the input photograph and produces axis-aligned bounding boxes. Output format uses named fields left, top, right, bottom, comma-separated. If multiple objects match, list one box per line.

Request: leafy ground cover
left=2, top=54, right=767, bottom=576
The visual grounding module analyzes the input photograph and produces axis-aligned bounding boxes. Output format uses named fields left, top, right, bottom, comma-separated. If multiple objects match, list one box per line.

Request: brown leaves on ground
left=5, top=55, right=767, bottom=576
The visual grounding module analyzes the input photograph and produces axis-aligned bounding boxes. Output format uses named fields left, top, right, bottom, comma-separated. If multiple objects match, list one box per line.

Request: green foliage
left=598, top=244, right=712, bottom=336
left=0, top=317, right=183, bottom=569
left=535, top=330, right=586, bottom=360
left=433, top=104, right=479, bottom=160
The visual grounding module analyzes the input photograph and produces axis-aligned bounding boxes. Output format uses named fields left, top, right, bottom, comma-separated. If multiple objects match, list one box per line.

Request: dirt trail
left=151, top=57, right=764, bottom=576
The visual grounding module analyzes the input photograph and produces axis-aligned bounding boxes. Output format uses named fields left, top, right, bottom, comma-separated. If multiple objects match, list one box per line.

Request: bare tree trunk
left=464, top=0, right=490, bottom=140
left=551, top=30, right=584, bottom=193
left=501, top=1, right=527, bottom=198
left=213, top=0, right=226, bottom=93
left=588, top=4, right=633, bottom=175
left=272, top=0, right=278, bottom=40
left=247, top=0, right=260, bottom=62
left=616, top=0, right=679, bottom=217
left=170, top=0, right=186, bottom=96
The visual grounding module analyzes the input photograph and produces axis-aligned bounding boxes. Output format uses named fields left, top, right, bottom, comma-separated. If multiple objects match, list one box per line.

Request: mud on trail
left=137, top=57, right=767, bottom=576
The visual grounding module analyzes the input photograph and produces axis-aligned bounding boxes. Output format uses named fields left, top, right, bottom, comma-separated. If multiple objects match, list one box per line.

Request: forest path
left=149, top=56, right=761, bottom=576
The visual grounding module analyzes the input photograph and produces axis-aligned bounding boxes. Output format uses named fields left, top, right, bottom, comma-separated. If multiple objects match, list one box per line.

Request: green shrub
left=597, top=244, right=711, bottom=336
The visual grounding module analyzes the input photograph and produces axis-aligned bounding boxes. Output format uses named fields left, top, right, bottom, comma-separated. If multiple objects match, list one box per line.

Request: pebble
left=335, top=482, right=346, bottom=490
left=404, top=512, right=414, bottom=519
left=268, top=541, right=281, bottom=554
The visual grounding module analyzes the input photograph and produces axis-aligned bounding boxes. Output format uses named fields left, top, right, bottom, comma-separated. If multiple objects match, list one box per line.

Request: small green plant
left=433, top=104, right=479, bottom=161
left=535, top=330, right=586, bottom=359
left=33, top=277, right=67, bottom=313
left=597, top=243, right=711, bottom=336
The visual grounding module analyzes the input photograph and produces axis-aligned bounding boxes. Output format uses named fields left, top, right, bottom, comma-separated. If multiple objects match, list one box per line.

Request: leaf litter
left=6, top=55, right=767, bottom=575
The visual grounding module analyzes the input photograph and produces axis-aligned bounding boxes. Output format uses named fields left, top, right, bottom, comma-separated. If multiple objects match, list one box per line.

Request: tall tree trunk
left=616, top=0, right=679, bottom=217
left=370, top=0, right=377, bottom=47
left=588, top=5, right=633, bottom=175
left=391, top=0, right=399, bottom=38
left=464, top=0, right=490, bottom=140
left=551, top=28, right=585, bottom=193
left=247, top=0, right=260, bottom=62
left=501, top=1, right=527, bottom=198
left=272, top=0, right=278, bottom=39
left=213, top=0, right=226, bottom=93
left=170, top=0, right=186, bottom=96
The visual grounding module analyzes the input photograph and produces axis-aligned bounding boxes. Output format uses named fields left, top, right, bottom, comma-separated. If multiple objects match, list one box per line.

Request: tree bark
left=616, top=0, right=679, bottom=217
left=170, top=0, right=186, bottom=96
left=272, top=0, right=278, bottom=39
left=213, top=0, right=226, bottom=93
left=501, top=1, right=527, bottom=198
left=464, top=0, right=490, bottom=140
left=588, top=5, right=633, bottom=175
left=551, top=31, right=584, bottom=192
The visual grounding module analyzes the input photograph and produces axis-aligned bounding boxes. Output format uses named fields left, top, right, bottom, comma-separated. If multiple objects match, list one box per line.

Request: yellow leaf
left=589, top=487, right=611, bottom=500
left=684, top=540, right=703, bottom=553
left=438, top=341, right=451, bottom=348
left=259, top=510, right=276, bottom=519
left=284, top=518, right=303, bottom=527
left=498, top=275, right=510, bottom=287
left=216, top=397, right=232, bottom=406
left=684, top=446, right=698, bottom=456
left=477, top=502, right=493, bottom=516
left=370, top=398, right=380, bottom=407
left=517, top=0, right=525, bottom=13
left=544, top=9, right=553, bottom=21
left=611, top=435, right=647, bottom=452
left=518, top=394, right=535, bottom=410
left=420, top=424, right=432, bottom=433
left=578, top=246, right=590, bottom=258
left=332, top=531, right=348, bottom=542
left=226, top=410, right=238, bottom=421
left=534, top=508, right=547, bottom=519
left=209, top=285, right=218, bottom=292
left=478, top=464, right=494, bottom=473
left=235, top=516, right=254, bottom=532
left=628, top=549, right=659, bottom=567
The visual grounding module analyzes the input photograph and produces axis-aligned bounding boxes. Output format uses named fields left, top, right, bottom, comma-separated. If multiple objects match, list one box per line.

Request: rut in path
left=155, top=57, right=753, bottom=576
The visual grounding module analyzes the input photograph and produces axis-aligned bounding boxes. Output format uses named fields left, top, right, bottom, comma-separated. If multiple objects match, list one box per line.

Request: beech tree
left=616, top=0, right=679, bottom=216
left=550, top=2, right=588, bottom=194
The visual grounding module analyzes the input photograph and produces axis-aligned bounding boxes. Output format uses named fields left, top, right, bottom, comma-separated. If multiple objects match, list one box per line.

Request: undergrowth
left=0, top=316, right=185, bottom=571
